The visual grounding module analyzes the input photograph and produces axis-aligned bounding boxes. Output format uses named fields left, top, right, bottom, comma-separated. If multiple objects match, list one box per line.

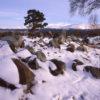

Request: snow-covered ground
left=0, top=36, right=100, bottom=100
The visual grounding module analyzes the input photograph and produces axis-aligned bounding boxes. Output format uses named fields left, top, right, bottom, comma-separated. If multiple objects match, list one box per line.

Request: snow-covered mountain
left=47, top=23, right=100, bottom=29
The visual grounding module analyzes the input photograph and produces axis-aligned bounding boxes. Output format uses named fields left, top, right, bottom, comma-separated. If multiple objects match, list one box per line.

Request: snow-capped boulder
left=17, top=49, right=32, bottom=59
left=12, top=58, right=35, bottom=85
left=49, top=59, right=66, bottom=76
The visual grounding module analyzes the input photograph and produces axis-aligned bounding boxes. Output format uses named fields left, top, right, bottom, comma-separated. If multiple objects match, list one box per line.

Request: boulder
left=26, top=46, right=35, bottom=54
left=67, top=44, right=75, bottom=52
left=28, top=58, right=40, bottom=70
left=12, top=58, right=35, bottom=85
left=84, top=66, right=100, bottom=79
left=0, top=78, right=17, bottom=90
left=72, top=59, right=83, bottom=71
left=76, top=45, right=87, bottom=52
left=49, top=59, right=66, bottom=76
left=35, top=51, right=46, bottom=62
left=49, top=38, right=60, bottom=48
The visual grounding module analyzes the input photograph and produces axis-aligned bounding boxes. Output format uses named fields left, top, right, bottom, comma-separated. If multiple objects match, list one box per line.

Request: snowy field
left=0, top=36, right=100, bottom=100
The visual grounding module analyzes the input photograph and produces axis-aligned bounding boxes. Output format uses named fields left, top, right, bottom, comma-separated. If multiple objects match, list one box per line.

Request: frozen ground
left=0, top=36, right=100, bottom=100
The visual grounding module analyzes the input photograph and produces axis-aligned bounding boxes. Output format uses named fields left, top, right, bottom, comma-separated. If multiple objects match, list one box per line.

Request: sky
left=0, top=0, right=100, bottom=28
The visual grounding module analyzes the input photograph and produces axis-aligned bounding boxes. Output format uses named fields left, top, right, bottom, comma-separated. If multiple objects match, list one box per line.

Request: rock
left=49, top=38, right=60, bottom=48
left=9, top=43, right=17, bottom=53
left=84, top=66, right=100, bottom=79
left=20, top=56, right=31, bottom=63
left=76, top=44, right=87, bottom=52
left=74, top=59, right=83, bottom=65
left=28, top=58, right=40, bottom=70
left=1, top=35, right=24, bottom=49
left=12, top=58, right=35, bottom=85
left=26, top=46, right=35, bottom=54
left=72, top=59, right=83, bottom=71
left=72, top=63, right=77, bottom=71
left=67, top=44, right=75, bottom=52
left=49, top=59, right=66, bottom=76
left=36, top=51, right=46, bottom=62
left=0, top=78, right=17, bottom=90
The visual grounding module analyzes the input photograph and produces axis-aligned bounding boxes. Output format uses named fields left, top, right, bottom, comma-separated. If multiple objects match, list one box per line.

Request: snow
left=0, top=58, right=19, bottom=84
left=17, top=49, right=32, bottom=59
left=0, top=36, right=100, bottom=100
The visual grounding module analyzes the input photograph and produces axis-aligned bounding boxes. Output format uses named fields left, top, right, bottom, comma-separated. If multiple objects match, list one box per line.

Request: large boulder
left=84, top=66, right=100, bottom=79
left=49, top=59, right=66, bottom=76
left=12, top=58, right=35, bottom=85
left=72, top=59, right=83, bottom=71
left=0, top=78, right=17, bottom=90
left=35, top=51, right=46, bottom=62
left=28, top=58, right=40, bottom=70
left=67, top=44, right=75, bottom=52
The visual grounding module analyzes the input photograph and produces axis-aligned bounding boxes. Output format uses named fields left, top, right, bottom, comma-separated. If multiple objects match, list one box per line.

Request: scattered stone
left=49, top=59, right=66, bottom=76
left=12, top=58, right=35, bottom=85
left=67, top=44, right=75, bottom=52
left=35, top=51, right=46, bottom=62
left=0, top=78, right=17, bottom=90
left=84, top=66, right=100, bottom=79
left=28, top=58, right=40, bottom=70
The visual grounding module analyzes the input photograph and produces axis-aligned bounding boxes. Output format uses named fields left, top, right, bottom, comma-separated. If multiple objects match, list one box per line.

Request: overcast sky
left=0, top=0, right=100, bottom=28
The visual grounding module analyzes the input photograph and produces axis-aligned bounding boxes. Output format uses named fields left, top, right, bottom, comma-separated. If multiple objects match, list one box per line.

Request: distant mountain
left=47, top=23, right=100, bottom=29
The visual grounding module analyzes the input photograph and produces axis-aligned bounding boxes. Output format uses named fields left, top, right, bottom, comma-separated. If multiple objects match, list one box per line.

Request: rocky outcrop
left=35, top=51, right=46, bottom=62
left=67, top=44, right=75, bottom=52
left=12, top=58, right=35, bottom=85
left=49, top=59, right=66, bottom=76
left=84, top=66, right=100, bottom=79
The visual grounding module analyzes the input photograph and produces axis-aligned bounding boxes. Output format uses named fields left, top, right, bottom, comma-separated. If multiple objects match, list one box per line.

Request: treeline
left=0, top=28, right=100, bottom=38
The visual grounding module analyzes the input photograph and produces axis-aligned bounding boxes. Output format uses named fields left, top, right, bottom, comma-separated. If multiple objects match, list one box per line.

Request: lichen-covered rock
left=84, top=66, right=100, bottom=79
left=28, top=58, right=40, bottom=70
left=49, top=59, right=66, bottom=76
left=67, top=44, right=75, bottom=52
left=36, top=51, right=46, bottom=62
left=12, top=58, right=35, bottom=85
